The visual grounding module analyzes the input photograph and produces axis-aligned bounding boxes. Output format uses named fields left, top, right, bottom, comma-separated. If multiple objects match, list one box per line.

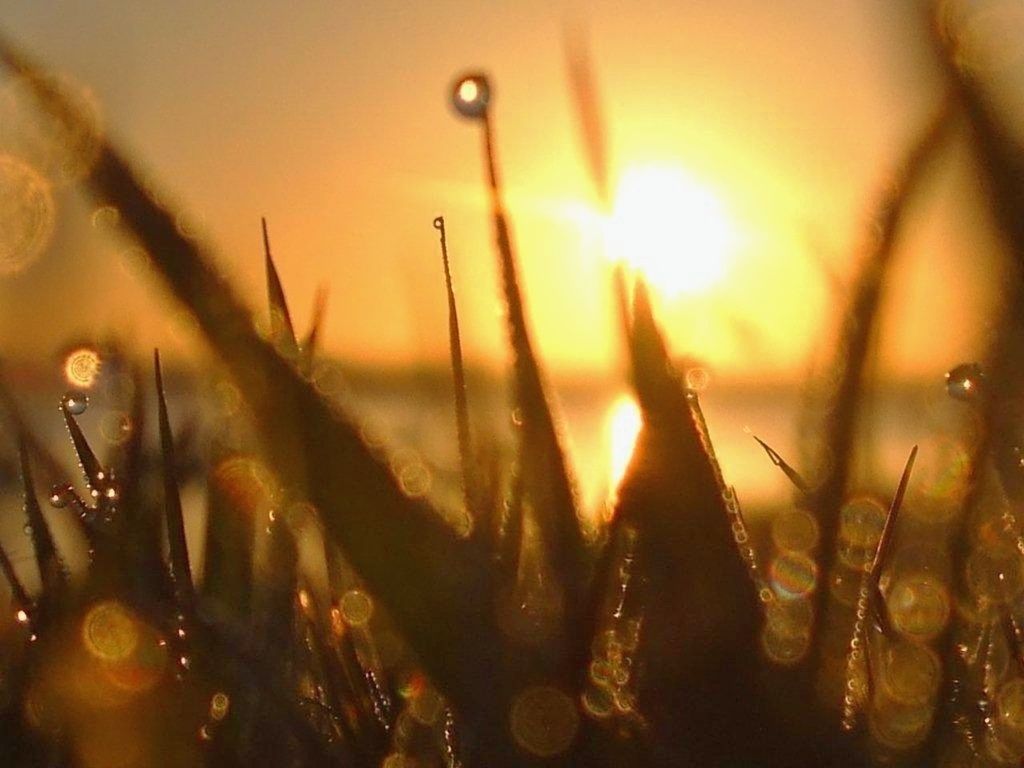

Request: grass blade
left=607, top=279, right=770, bottom=763
left=17, top=437, right=65, bottom=600
left=262, top=217, right=299, bottom=360
left=434, top=216, right=477, bottom=518
left=751, top=433, right=810, bottom=496
left=154, top=349, right=196, bottom=616
left=476, top=93, right=588, bottom=613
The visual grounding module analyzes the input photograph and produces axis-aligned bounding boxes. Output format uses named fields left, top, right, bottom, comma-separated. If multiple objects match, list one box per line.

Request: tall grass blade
left=262, top=217, right=300, bottom=360
left=841, top=445, right=917, bottom=730
left=17, top=438, right=65, bottom=600
left=434, top=216, right=477, bottom=519
left=154, top=349, right=196, bottom=616
left=609, top=279, right=771, bottom=763
left=478, top=95, right=588, bottom=613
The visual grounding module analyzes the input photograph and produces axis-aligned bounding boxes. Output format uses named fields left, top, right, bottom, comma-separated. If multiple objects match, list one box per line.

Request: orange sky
left=0, top=0, right=1012, bottom=382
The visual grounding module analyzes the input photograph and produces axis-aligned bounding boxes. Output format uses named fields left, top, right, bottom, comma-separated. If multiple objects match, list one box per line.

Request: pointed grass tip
left=750, top=433, right=810, bottom=495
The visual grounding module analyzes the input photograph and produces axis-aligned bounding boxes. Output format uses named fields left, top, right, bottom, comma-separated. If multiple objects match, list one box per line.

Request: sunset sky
left=0, top=0, right=1011, bottom=381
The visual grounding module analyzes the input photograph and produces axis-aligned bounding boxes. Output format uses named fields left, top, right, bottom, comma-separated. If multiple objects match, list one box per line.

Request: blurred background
left=0, top=0, right=1017, bottom=513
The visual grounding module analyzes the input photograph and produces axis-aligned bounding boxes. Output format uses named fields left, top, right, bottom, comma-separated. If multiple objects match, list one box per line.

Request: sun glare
left=605, top=394, right=642, bottom=498
left=607, top=166, right=740, bottom=297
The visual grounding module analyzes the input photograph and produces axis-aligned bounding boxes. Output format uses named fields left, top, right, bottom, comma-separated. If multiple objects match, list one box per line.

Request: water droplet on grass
left=451, top=73, right=490, bottom=119
left=945, top=362, right=984, bottom=401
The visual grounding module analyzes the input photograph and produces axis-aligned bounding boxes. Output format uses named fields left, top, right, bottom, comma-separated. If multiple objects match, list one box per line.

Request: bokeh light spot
left=82, top=601, right=139, bottom=663
left=509, top=685, right=580, bottom=758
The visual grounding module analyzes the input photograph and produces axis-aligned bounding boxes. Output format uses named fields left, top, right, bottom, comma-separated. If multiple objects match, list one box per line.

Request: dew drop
left=22, top=524, right=31, bottom=536
left=685, top=366, right=710, bottom=392
left=945, top=362, right=984, bottom=401
left=451, top=73, right=491, bottom=119
left=61, top=393, right=89, bottom=415
left=339, top=589, right=374, bottom=627
left=209, top=692, right=230, bottom=721
left=48, top=486, right=68, bottom=508
left=509, top=685, right=579, bottom=758
left=90, top=205, right=120, bottom=231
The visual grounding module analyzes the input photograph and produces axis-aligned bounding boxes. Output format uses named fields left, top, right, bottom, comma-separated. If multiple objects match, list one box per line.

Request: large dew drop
left=451, top=73, right=491, bottom=119
left=945, top=362, right=984, bottom=401
left=61, top=392, right=89, bottom=415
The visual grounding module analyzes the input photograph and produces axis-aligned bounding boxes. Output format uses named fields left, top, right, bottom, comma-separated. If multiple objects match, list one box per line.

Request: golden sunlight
left=605, top=394, right=642, bottom=497
left=607, top=166, right=740, bottom=297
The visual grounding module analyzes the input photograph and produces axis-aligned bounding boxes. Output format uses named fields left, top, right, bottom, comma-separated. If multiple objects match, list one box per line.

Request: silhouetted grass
left=1, top=5, right=1024, bottom=767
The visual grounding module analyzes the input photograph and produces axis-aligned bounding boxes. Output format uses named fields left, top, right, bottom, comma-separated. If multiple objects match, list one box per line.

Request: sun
left=606, top=165, right=740, bottom=297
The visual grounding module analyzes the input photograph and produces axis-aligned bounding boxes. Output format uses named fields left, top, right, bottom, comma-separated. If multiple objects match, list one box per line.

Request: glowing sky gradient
left=0, top=1, right=1008, bottom=381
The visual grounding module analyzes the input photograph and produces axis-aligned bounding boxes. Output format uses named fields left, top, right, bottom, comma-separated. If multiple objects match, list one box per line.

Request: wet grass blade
left=479, top=104, right=588, bottom=614
left=262, top=217, right=300, bottom=360
left=0, top=38, right=509, bottom=747
left=59, top=398, right=104, bottom=493
left=17, top=438, right=65, bottom=600
left=868, top=444, right=917, bottom=593
left=434, top=216, right=476, bottom=519
left=117, top=365, right=169, bottom=601
left=607, top=279, right=771, bottom=763
left=841, top=445, right=917, bottom=730
left=154, top=350, right=196, bottom=616
left=0, top=543, right=31, bottom=616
